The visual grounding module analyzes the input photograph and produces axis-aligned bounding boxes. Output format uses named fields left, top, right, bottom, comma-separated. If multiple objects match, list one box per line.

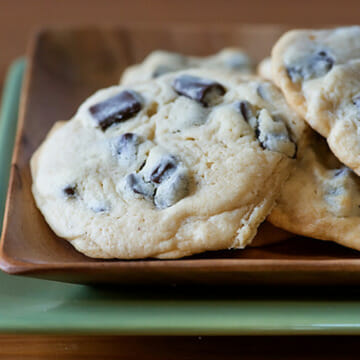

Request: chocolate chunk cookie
left=272, top=26, right=360, bottom=175
left=269, top=131, right=360, bottom=251
left=31, top=69, right=305, bottom=259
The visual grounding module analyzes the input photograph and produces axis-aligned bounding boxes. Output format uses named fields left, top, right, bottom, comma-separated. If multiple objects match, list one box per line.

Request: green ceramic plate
left=2, top=60, right=360, bottom=335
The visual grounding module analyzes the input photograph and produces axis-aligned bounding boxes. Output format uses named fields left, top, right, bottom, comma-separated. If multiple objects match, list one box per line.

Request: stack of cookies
left=31, top=26, right=360, bottom=259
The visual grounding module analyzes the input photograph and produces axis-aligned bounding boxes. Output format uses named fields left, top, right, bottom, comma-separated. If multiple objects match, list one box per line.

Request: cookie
left=272, top=26, right=360, bottom=175
left=120, top=48, right=253, bottom=85
left=31, top=69, right=304, bottom=259
left=257, top=57, right=272, bottom=80
left=269, top=131, right=360, bottom=251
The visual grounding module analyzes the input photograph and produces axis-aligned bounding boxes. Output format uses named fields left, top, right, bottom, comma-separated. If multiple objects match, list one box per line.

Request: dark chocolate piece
left=334, top=167, right=351, bottom=177
left=150, top=156, right=177, bottom=184
left=237, top=100, right=254, bottom=122
left=114, top=132, right=140, bottom=159
left=63, top=185, right=77, bottom=198
left=353, top=95, right=360, bottom=108
left=237, top=102, right=297, bottom=158
left=172, top=75, right=226, bottom=106
left=256, top=114, right=297, bottom=158
left=286, top=50, right=334, bottom=82
left=125, top=173, right=154, bottom=198
left=154, top=172, right=189, bottom=209
left=91, top=205, right=110, bottom=213
left=89, top=90, right=142, bottom=131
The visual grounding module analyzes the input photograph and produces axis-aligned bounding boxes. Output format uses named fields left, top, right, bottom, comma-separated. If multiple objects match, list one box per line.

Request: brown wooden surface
left=1, top=335, right=360, bottom=359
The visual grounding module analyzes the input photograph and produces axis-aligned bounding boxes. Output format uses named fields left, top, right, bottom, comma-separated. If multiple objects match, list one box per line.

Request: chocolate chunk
left=256, top=111, right=297, bottom=158
left=114, top=132, right=140, bottom=160
left=235, top=100, right=258, bottom=129
left=286, top=50, right=334, bottom=82
left=154, top=171, right=189, bottom=209
left=259, top=132, right=297, bottom=158
left=150, top=156, right=177, bottom=184
left=237, top=100, right=254, bottom=122
left=334, top=167, right=351, bottom=177
left=173, top=75, right=226, bottom=106
left=95, top=207, right=107, bottom=213
left=125, top=173, right=154, bottom=198
left=63, top=185, right=77, bottom=198
left=89, top=90, right=142, bottom=131
left=353, top=95, right=360, bottom=108
left=334, top=168, right=345, bottom=177
left=91, top=205, right=110, bottom=213
left=123, top=151, right=189, bottom=208
left=237, top=102, right=296, bottom=158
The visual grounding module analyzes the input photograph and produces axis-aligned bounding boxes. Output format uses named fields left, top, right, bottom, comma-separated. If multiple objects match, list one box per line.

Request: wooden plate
left=2, top=25, right=360, bottom=285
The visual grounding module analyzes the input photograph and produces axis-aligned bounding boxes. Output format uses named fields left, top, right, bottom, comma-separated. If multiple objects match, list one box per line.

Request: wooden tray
left=2, top=25, right=360, bottom=285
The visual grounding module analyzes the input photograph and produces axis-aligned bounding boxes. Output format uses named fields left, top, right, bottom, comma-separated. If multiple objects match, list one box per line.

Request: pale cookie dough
left=120, top=48, right=253, bottom=85
left=31, top=69, right=304, bottom=259
left=272, top=26, right=360, bottom=175
left=257, top=57, right=272, bottom=80
left=269, top=131, right=360, bottom=251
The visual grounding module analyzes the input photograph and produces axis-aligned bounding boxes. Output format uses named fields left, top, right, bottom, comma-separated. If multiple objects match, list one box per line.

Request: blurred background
left=0, top=0, right=359, bottom=89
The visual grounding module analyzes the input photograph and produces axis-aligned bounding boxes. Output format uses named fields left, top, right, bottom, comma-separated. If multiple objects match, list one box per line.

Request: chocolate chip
left=150, top=156, right=177, bottom=184
left=154, top=171, right=189, bottom=209
left=334, top=168, right=345, bottom=177
left=89, top=90, right=142, bottom=131
left=235, top=100, right=258, bottom=129
left=236, top=101, right=296, bottom=157
left=113, top=132, right=140, bottom=160
left=63, top=185, right=77, bottom=198
left=256, top=111, right=297, bottom=158
left=259, top=132, right=297, bottom=158
left=123, top=151, right=189, bottom=208
left=353, top=95, right=360, bottom=108
left=286, top=50, right=334, bottom=82
left=334, top=167, right=350, bottom=177
left=91, top=205, right=110, bottom=213
left=125, top=173, right=154, bottom=198
left=237, top=100, right=254, bottom=122
left=173, top=75, right=226, bottom=106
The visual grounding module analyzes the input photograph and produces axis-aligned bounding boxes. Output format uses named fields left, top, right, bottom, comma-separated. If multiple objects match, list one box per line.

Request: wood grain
left=0, top=335, right=360, bottom=360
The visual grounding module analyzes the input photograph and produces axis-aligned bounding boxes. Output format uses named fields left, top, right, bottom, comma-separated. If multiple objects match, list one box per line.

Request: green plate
left=2, top=60, right=360, bottom=335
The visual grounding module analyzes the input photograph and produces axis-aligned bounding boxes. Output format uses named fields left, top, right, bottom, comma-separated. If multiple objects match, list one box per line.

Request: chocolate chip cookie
left=31, top=69, right=304, bottom=259
left=269, top=131, right=360, bottom=251
left=272, top=26, right=360, bottom=175
left=120, top=48, right=253, bottom=85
